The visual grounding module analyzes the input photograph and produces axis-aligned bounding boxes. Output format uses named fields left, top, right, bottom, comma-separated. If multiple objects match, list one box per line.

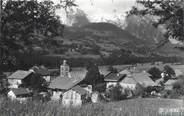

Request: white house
left=8, top=88, right=32, bottom=102
left=120, top=76, right=138, bottom=90
left=62, top=85, right=89, bottom=107
left=8, top=70, right=33, bottom=88
left=104, top=72, right=126, bottom=88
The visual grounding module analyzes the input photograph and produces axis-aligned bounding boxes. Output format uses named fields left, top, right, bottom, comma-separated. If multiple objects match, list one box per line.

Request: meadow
left=0, top=97, right=183, bottom=116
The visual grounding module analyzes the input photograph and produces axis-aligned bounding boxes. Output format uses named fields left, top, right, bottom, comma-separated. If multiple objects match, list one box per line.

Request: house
left=49, top=60, right=87, bottom=101
left=132, top=72, right=156, bottom=87
left=104, top=72, right=126, bottom=88
left=62, top=85, right=89, bottom=107
left=7, top=70, right=33, bottom=88
left=119, top=69, right=132, bottom=77
left=119, top=76, right=138, bottom=90
left=8, top=88, right=32, bottom=102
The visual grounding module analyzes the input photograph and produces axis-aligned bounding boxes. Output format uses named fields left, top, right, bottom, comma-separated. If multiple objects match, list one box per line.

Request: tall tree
left=129, top=0, right=184, bottom=43
left=0, top=0, right=76, bottom=70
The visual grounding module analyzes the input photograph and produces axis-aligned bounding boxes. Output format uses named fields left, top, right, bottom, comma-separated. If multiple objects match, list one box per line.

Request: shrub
left=105, top=84, right=127, bottom=101
left=164, top=65, right=175, bottom=76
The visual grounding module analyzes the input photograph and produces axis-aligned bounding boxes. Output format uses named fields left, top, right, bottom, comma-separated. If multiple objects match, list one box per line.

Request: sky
left=55, top=0, right=137, bottom=24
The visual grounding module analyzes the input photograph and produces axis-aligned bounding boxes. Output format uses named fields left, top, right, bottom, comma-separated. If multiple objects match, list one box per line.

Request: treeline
left=0, top=52, right=180, bottom=71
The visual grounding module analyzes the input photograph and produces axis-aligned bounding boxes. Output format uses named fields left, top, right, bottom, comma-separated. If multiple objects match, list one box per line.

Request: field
left=0, top=98, right=183, bottom=116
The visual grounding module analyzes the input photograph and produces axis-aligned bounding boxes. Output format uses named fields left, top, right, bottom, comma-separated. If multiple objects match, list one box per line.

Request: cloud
left=55, top=0, right=136, bottom=24
left=75, top=0, right=136, bottom=21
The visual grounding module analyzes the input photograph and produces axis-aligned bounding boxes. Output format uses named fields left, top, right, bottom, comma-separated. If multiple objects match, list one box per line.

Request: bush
left=164, top=65, right=175, bottom=76
left=105, top=84, right=127, bottom=101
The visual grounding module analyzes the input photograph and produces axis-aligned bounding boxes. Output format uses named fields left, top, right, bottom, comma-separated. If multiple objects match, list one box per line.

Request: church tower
left=60, top=60, right=70, bottom=78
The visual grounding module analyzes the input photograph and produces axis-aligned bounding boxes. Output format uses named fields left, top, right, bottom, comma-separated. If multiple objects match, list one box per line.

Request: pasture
left=0, top=97, right=183, bottom=116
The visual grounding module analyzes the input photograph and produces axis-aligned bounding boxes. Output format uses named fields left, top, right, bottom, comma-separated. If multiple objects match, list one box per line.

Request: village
left=0, top=60, right=183, bottom=107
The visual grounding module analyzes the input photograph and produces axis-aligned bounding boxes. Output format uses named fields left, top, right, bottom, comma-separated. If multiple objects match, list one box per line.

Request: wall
left=62, top=90, right=82, bottom=107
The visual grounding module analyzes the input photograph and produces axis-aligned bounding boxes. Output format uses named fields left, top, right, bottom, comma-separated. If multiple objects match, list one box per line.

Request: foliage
left=133, top=83, right=145, bottom=97
left=105, top=84, right=127, bottom=101
left=0, top=0, right=75, bottom=69
left=0, top=75, right=9, bottom=95
left=147, top=67, right=162, bottom=81
left=172, top=77, right=184, bottom=97
left=83, top=61, right=102, bottom=86
left=20, top=74, right=47, bottom=92
left=129, top=0, right=184, bottom=42
left=163, top=65, right=175, bottom=76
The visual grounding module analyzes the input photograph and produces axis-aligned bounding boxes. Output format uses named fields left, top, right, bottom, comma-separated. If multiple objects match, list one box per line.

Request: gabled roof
left=164, top=79, right=178, bottom=86
left=119, top=69, right=132, bottom=77
left=71, top=85, right=88, bottom=95
left=121, top=76, right=138, bottom=84
left=8, top=70, right=32, bottom=80
left=49, top=76, right=84, bottom=90
left=175, top=69, right=183, bottom=77
left=132, top=72, right=156, bottom=86
left=104, top=73, right=125, bottom=82
left=10, top=88, right=31, bottom=96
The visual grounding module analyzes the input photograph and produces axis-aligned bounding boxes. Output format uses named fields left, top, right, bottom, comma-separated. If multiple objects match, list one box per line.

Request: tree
left=0, top=0, right=76, bottom=70
left=129, top=0, right=184, bottom=42
left=163, top=65, right=175, bottom=76
left=148, top=67, right=162, bottom=81
left=83, top=61, right=102, bottom=86
left=105, top=84, right=127, bottom=101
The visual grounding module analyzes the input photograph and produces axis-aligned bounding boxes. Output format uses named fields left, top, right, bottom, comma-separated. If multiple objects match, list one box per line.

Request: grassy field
left=0, top=98, right=183, bottom=116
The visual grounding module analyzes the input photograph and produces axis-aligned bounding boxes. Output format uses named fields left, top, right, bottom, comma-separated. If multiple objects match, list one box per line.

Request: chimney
left=60, top=60, right=70, bottom=78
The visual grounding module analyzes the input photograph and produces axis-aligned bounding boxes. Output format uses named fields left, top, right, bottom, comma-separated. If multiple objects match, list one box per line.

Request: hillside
left=15, top=22, right=183, bottom=68
left=62, top=22, right=183, bottom=57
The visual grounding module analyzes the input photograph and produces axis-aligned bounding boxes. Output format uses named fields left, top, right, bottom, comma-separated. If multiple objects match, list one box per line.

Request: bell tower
left=60, top=60, right=70, bottom=78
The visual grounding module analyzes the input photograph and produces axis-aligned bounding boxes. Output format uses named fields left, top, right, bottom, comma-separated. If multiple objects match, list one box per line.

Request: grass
left=0, top=97, right=183, bottom=116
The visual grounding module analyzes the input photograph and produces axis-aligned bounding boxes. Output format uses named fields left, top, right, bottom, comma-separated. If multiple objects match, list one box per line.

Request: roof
left=69, top=69, right=87, bottom=80
left=119, top=69, right=132, bottom=77
left=132, top=72, right=156, bottom=86
left=164, top=79, right=178, bottom=86
left=31, top=66, right=50, bottom=76
left=71, top=85, right=88, bottom=95
left=104, top=73, right=125, bottom=82
left=8, top=70, right=32, bottom=80
left=10, top=88, right=31, bottom=96
left=121, top=76, right=138, bottom=84
left=175, top=69, right=183, bottom=77
left=49, top=76, right=84, bottom=90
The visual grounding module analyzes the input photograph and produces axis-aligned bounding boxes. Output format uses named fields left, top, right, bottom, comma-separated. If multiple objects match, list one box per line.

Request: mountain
left=17, top=22, right=183, bottom=68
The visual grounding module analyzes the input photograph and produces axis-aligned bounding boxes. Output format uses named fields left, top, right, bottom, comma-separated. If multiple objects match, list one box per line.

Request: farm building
left=8, top=88, right=32, bottom=102
left=7, top=70, right=33, bottom=88
left=119, top=76, right=138, bottom=90
left=62, top=85, right=89, bottom=107
left=104, top=72, right=126, bottom=88
left=132, top=72, right=156, bottom=87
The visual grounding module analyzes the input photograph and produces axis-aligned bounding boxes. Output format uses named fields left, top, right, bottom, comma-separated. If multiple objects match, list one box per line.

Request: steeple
left=60, top=60, right=70, bottom=78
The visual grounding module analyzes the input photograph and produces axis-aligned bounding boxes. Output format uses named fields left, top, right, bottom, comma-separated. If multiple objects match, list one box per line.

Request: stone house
left=8, top=88, right=32, bottom=102
left=62, top=85, right=89, bottom=107
left=7, top=70, right=33, bottom=88
left=104, top=72, right=126, bottom=88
